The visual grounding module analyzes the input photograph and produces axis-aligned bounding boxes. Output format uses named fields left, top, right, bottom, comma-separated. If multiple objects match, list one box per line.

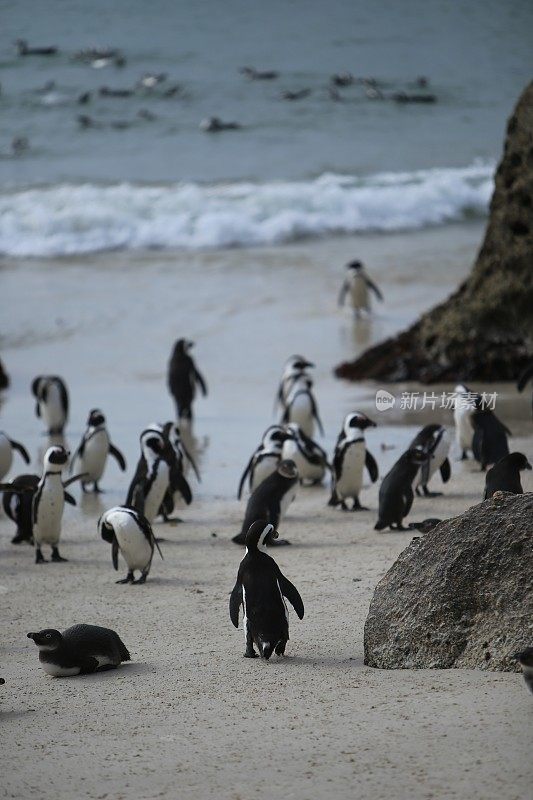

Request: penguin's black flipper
left=9, top=439, right=30, bottom=464
left=194, top=367, right=208, bottom=397
left=181, top=442, right=201, bottom=482
left=310, top=394, right=325, bottom=436
left=173, top=472, right=192, bottom=505
left=111, top=535, right=119, bottom=570
left=229, top=581, right=242, bottom=627
left=126, top=457, right=147, bottom=509
left=365, top=276, right=383, bottom=301
left=338, top=279, right=349, bottom=307
left=109, top=443, right=126, bottom=471
left=64, top=490, right=76, bottom=505
left=237, top=455, right=254, bottom=500
left=278, top=572, right=304, bottom=619
left=365, top=450, right=379, bottom=483
left=69, top=437, right=85, bottom=473
left=440, top=457, right=451, bottom=483
left=63, top=472, right=88, bottom=488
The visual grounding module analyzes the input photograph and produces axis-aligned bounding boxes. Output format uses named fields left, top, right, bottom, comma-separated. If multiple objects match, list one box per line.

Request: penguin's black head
left=506, top=452, right=532, bottom=471
left=277, top=459, right=298, bottom=480
left=347, top=260, right=363, bottom=271
left=142, top=434, right=165, bottom=457
left=346, top=412, right=377, bottom=432
left=44, top=445, right=69, bottom=471
left=27, top=629, right=62, bottom=650
left=262, top=425, right=288, bottom=448
left=88, top=408, right=105, bottom=427
left=513, top=647, right=533, bottom=667
left=31, top=376, right=45, bottom=398
left=174, top=338, right=194, bottom=355
left=286, top=355, right=314, bottom=371
left=245, top=520, right=278, bottom=551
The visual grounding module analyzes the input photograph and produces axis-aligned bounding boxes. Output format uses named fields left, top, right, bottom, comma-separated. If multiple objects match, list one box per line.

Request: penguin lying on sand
left=483, top=452, right=531, bottom=499
left=27, top=625, right=130, bottom=677
left=232, top=460, right=298, bottom=546
left=0, top=431, right=30, bottom=480
left=329, top=412, right=378, bottom=510
left=71, top=409, right=126, bottom=493
left=230, top=521, right=304, bottom=659
left=374, top=447, right=428, bottom=531
left=99, top=506, right=163, bottom=584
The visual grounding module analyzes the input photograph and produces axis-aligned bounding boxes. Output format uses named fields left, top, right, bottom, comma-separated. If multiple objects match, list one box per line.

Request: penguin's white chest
left=80, top=430, right=109, bottom=481
left=41, top=383, right=65, bottom=430
left=114, top=519, right=152, bottom=571
left=33, top=477, right=64, bottom=544
left=40, top=661, right=80, bottom=678
left=455, top=408, right=474, bottom=450
left=287, top=394, right=313, bottom=436
left=336, top=440, right=365, bottom=497
left=281, top=440, right=323, bottom=482
left=418, top=431, right=451, bottom=486
left=350, top=274, right=369, bottom=310
left=0, top=435, right=13, bottom=480
left=279, top=484, right=297, bottom=520
left=251, top=454, right=279, bottom=493
left=143, top=462, right=169, bottom=523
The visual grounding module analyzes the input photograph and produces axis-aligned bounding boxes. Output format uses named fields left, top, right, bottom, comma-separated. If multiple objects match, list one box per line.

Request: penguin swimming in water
left=99, top=506, right=163, bottom=584
left=483, top=452, right=531, bottom=499
left=125, top=428, right=171, bottom=524
left=471, top=395, right=511, bottom=470
left=232, top=460, right=299, bottom=546
left=31, top=375, right=69, bottom=435
left=374, top=447, right=428, bottom=531
left=453, top=384, right=475, bottom=459
left=71, top=409, right=126, bottom=493
left=27, top=624, right=130, bottom=677
left=338, top=261, right=383, bottom=317
left=275, top=355, right=315, bottom=411
left=409, top=424, right=451, bottom=497
left=281, top=375, right=324, bottom=437
left=16, top=39, right=58, bottom=56
left=517, top=360, right=533, bottom=419
left=229, top=520, right=304, bottom=659
left=167, top=339, right=208, bottom=422
left=281, top=423, right=330, bottom=485
left=514, top=648, right=533, bottom=695
left=0, top=432, right=30, bottom=480
left=33, top=445, right=84, bottom=563
left=328, top=412, right=378, bottom=510
left=2, top=473, right=39, bottom=543
left=237, top=425, right=287, bottom=499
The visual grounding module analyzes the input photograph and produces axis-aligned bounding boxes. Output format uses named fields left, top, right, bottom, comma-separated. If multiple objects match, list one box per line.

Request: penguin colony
left=0, top=261, right=531, bottom=678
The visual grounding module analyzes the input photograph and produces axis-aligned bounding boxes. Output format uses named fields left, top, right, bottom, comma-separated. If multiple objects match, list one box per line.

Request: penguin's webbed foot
left=94, top=483, right=104, bottom=494
left=423, top=489, right=442, bottom=498
left=275, top=641, right=286, bottom=656
left=351, top=499, right=368, bottom=511
left=116, top=572, right=134, bottom=584
left=460, top=451, right=468, bottom=460
left=267, top=538, right=292, bottom=547
left=244, top=649, right=258, bottom=658
left=164, top=516, right=183, bottom=525
left=340, top=501, right=349, bottom=511
left=51, top=547, right=68, bottom=562
left=132, top=574, right=147, bottom=585
left=35, top=549, right=48, bottom=564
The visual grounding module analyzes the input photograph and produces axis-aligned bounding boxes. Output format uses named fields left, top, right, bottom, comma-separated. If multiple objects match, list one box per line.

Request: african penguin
left=99, top=505, right=163, bottom=584
left=329, top=412, right=378, bottom=510
left=167, top=338, right=208, bottom=422
left=152, top=422, right=193, bottom=522
left=281, top=375, right=324, bottom=437
left=232, top=459, right=299, bottom=546
left=0, top=432, right=30, bottom=480
left=229, top=520, right=304, bottom=659
left=471, top=395, right=511, bottom=470
left=517, top=360, right=533, bottom=419
left=31, top=375, right=69, bottom=435
left=338, top=260, right=383, bottom=316
left=33, top=446, right=78, bottom=563
left=165, top=421, right=201, bottom=482
left=27, top=624, right=130, bottom=677
left=409, top=424, right=451, bottom=497
left=238, top=425, right=288, bottom=499
left=71, top=409, right=126, bottom=493
left=453, top=384, right=475, bottom=459
left=483, top=452, right=531, bottom=499
left=374, top=447, right=428, bottom=531
left=2, top=473, right=39, bottom=543
left=275, top=355, right=315, bottom=411
left=281, top=423, right=330, bottom=484
left=126, top=428, right=171, bottom=524
left=514, top=648, right=533, bottom=695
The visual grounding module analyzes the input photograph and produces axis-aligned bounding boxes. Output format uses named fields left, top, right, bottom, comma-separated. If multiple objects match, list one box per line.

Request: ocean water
left=0, top=0, right=532, bottom=256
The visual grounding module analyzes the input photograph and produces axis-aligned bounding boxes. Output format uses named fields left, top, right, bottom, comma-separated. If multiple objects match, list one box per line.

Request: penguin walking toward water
left=27, top=624, right=130, bottom=677
left=99, top=506, right=163, bottom=584
left=453, top=384, right=475, bottom=459
left=281, top=423, right=330, bottom=484
left=0, top=432, right=30, bottom=480
left=275, top=355, right=315, bottom=411
left=472, top=396, right=511, bottom=470
left=126, top=428, right=171, bottom=524
left=410, top=424, right=451, bottom=497
left=229, top=520, right=304, bottom=659
left=31, top=375, right=69, bottom=435
left=483, top=452, right=531, bottom=499
left=329, top=412, right=378, bottom=510
left=338, top=260, right=383, bottom=316
left=517, top=360, right=533, bottom=419
left=281, top=376, right=324, bottom=437
left=167, top=339, right=208, bottom=422
left=71, top=409, right=126, bottom=493
left=238, top=425, right=287, bottom=499
left=33, top=446, right=84, bottom=563
left=232, top=460, right=299, bottom=546
left=374, top=447, right=428, bottom=531
left=2, top=473, right=39, bottom=543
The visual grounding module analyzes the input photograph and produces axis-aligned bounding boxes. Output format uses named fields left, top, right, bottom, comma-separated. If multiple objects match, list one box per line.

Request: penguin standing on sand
left=232, top=460, right=299, bottom=546
left=374, top=447, right=428, bottom=531
left=27, top=625, right=130, bottom=677
left=99, top=505, right=163, bottom=584
left=238, top=425, right=287, bottom=499
left=275, top=355, right=314, bottom=411
left=0, top=432, right=30, bottom=480
left=2, top=473, right=39, bottom=543
left=453, top=384, right=475, bottom=459
left=329, top=412, right=378, bottom=510
left=483, top=452, right=531, bottom=499
left=410, top=424, right=451, bottom=497
left=33, top=445, right=82, bottom=563
left=281, top=423, right=330, bottom=484
left=338, top=260, right=383, bottom=316
left=126, top=428, right=171, bottom=524
left=71, top=409, right=126, bottom=492
left=514, top=648, right=533, bottom=695
left=229, top=520, right=304, bottom=659
left=31, top=375, right=69, bottom=435
left=167, top=339, right=208, bottom=422
left=153, top=423, right=193, bottom=522
left=472, top=396, right=511, bottom=470
left=165, top=421, right=201, bottom=481
left=281, top=376, right=324, bottom=437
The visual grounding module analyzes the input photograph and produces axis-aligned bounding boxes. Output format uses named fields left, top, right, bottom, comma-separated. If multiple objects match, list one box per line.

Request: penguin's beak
left=271, top=529, right=279, bottom=540
left=27, top=632, right=36, bottom=640
left=365, top=417, right=377, bottom=428
left=525, top=461, right=532, bottom=470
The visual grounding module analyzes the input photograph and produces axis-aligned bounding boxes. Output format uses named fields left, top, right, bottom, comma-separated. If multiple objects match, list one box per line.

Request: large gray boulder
left=364, top=492, right=533, bottom=671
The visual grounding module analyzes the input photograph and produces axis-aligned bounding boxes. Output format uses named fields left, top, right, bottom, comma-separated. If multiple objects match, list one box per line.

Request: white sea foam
left=0, top=163, right=494, bottom=257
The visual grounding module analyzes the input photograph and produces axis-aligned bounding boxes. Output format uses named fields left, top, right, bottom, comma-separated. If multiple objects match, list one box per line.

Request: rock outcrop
left=364, top=492, right=533, bottom=671
left=336, top=82, right=533, bottom=383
